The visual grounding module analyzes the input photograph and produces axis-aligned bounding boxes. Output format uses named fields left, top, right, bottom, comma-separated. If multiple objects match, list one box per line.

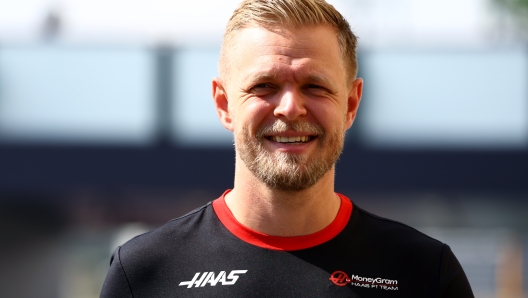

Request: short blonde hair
left=219, top=0, right=358, bottom=83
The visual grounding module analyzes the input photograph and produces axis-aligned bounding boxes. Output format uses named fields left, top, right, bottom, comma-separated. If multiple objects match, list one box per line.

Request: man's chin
left=256, top=162, right=327, bottom=192
left=271, top=151, right=308, bottom=164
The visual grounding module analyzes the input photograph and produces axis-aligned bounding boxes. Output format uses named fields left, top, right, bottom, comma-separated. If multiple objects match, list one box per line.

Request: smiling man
left=213, top=23, right=361, bottom=238
left=100, top=1, right=474, bottom=297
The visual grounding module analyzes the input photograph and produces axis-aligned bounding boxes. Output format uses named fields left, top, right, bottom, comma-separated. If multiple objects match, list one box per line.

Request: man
left=101, top=0, right=474, bottom=297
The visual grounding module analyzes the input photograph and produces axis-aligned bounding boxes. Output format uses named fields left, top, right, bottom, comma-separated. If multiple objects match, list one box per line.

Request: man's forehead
left=230, top=26, right=341, bottom=68
left=230, top=25, right=341, bottom=63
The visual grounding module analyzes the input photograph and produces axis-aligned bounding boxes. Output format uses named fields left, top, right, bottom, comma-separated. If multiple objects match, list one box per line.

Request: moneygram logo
left=179, top=270, right=247, bottom=288
left=329, top=271, right=398, bottom=291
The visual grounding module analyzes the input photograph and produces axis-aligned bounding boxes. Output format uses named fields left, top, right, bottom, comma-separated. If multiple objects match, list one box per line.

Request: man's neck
left=224, top=159, right=341, bottom=237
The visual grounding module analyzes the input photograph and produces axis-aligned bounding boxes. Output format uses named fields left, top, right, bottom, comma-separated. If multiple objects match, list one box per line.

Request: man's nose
left=273, top=89, right=307, bottom=120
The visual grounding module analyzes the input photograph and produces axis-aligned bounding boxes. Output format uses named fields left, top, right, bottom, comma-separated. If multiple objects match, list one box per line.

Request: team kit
left=100, top=192, right=472, bottom=297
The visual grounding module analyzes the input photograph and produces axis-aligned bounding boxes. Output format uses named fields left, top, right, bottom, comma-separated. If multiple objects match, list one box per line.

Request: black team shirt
left=100, top=191, right=474, bottom=297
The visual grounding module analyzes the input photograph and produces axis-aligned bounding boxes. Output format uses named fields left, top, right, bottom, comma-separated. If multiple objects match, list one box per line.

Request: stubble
left=235, top=119, right=346, bottom=192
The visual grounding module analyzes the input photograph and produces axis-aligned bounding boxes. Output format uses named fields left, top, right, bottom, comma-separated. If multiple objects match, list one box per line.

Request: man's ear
left=345, top=78, right=363, bottom=130
left=212, top=77, right=234, bottom=131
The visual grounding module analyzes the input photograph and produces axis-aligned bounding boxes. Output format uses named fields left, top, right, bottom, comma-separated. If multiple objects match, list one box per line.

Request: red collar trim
left=212, top=190, right=352, bottom=251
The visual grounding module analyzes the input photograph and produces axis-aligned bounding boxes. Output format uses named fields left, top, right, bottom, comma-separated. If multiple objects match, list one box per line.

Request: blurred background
left=0, top=0, right=527, bottom=297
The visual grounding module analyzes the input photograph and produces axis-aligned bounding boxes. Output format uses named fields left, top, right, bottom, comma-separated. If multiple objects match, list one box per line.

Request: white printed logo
left=330, top=271, right=398, bottom=291
left=179, top=270, right=248, bottom=288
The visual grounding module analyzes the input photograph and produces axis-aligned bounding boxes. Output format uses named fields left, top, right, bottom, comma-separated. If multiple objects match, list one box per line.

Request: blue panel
left=172, top=48, right=233, bottom=146
left=0, top=46, right=156, bottom=144
left=361, top=49, right=528, bottom=149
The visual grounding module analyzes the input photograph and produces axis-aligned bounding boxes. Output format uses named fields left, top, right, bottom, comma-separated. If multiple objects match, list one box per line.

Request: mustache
left=255, top=120, right=325, bottom=139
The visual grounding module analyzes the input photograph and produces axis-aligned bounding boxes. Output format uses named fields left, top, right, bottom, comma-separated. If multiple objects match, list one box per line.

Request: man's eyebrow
left=245, top=73, right=279, bottom=86
left=303, top=74, right=340, bottom=93
left=245, top=73, right=335, bottom=88
left=304, top=74, right=333, bottom=87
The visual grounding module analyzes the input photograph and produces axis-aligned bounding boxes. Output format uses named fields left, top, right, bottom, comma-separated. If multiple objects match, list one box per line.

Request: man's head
left=213, top=0, right=362, bottom=192
left=219, top=0, right=358, bottom=86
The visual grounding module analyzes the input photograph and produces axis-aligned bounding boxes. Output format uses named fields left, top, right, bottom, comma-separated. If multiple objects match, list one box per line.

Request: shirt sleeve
left=100, top=247, right=134, bottom=298
left=439, top=244, right=475, bottom=298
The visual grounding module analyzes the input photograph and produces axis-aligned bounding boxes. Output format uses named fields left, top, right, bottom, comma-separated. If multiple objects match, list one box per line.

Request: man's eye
left=250, top=83, right=275, bottom=95
left=307, top=84, right=322, bottom=89
left=304, top=84, right=329, bottom=95
left=253, top=83, right=272, bottom=89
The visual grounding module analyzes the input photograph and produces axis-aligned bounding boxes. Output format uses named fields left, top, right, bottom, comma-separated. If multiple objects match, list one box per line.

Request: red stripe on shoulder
left=212, top=190, right=352, bottom=251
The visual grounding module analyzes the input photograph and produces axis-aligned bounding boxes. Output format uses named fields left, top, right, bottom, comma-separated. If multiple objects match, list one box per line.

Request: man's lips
left=265, top=135, right=316, bottom=143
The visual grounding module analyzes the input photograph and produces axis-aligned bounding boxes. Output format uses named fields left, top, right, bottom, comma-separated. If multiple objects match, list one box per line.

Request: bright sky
left=0, top=0, right=502, bottom=47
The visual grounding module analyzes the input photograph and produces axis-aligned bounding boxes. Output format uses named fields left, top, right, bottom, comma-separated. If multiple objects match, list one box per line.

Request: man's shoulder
left=350, top=203, right=445, bottom=251
left=116, top=202, right=215, bottom=261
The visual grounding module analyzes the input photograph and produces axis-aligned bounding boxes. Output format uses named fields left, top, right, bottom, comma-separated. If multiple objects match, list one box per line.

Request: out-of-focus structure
left=0, top=0, right=527, bottom=297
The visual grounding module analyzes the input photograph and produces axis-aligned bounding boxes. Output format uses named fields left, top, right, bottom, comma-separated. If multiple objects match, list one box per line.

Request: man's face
left=216, top=25, right=362, bottom=191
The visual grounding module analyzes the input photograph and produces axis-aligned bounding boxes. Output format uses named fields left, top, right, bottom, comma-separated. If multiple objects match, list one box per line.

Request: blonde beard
left=235, top=119, right=345, bottom=192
